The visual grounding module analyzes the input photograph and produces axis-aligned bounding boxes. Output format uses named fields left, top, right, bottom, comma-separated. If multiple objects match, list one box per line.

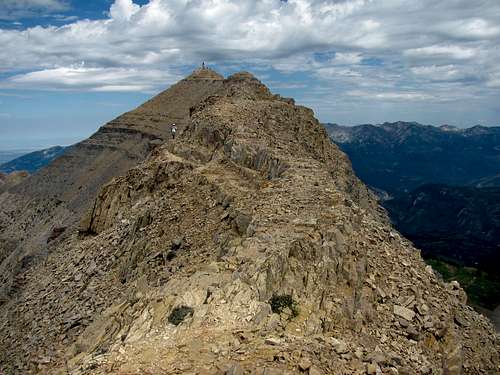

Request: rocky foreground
left=0, top=70, right=498, bottom=374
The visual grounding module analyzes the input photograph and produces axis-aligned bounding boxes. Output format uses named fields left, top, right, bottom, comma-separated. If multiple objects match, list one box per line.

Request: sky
left=0, top=0, right=500, bottom=150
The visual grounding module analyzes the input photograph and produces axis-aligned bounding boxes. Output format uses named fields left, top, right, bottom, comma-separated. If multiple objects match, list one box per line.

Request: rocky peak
left=0, top=70, right=498, bottom=374
left=226, top=71, right=259, bottom=82
left=184, top=67, right=224, bottom=81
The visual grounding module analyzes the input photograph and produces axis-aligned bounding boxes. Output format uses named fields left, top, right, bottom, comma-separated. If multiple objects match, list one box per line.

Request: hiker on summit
left=171, top=123, right=177, bottom=139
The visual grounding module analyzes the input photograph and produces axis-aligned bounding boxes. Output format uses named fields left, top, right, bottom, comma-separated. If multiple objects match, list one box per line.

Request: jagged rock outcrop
left=0, top=71, right=498, bottom=374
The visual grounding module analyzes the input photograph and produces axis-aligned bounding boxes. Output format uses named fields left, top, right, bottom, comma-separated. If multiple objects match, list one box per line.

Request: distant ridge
left=0, top=146, right=67, bottom=174
left=326, top=121, right=500, bottom=195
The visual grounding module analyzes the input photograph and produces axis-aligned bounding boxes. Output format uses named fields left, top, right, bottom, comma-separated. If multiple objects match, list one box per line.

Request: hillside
left=384, top=184, right=500, bottom=308
left=326, top=122, right=500, bottom=196
left=384, top=184, right=500, bottom=269
left=0, top=146, right=67, bottom=174
left=327, top=122, right=500, bottom=310
left=0, top=72, right=498, bottom=374
left=0, top=68, right=226, bottom=303
left=0, top=150, right=28, bottom=165
left=0, top=171, right=29, bottom=194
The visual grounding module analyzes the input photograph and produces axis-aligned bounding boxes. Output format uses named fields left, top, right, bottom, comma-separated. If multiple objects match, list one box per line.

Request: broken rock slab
left=393, top=305, right=415, bottom=322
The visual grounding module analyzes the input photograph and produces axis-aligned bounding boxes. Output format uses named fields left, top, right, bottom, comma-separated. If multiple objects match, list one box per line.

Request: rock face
left=0, top=71, right=498, bottom=374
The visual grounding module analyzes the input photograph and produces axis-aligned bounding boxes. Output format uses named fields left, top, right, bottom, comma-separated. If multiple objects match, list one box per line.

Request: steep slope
left=326, top=122, right=500, bottom=309
left=0, top=68, right=225, bottom=301
left=326, top=122, right=500, bottom=196
left=385, top=184, right=500, bottom=270
left=384, top=184, right=500, bottom=310
left=0, top=146, right=67, bottom=174
left=0, top=72, right=497, bottom=374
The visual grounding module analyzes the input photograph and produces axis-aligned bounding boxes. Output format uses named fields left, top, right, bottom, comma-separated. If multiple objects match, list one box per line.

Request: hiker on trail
left=171, top=123, right=177, bottom=139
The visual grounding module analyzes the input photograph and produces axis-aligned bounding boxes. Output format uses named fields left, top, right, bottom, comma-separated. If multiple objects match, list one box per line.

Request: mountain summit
left=0, top=71, right=498, bottom=374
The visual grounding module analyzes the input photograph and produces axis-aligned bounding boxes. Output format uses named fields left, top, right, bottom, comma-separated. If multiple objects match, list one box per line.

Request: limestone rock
left=393, top=305, right=415, bottom=322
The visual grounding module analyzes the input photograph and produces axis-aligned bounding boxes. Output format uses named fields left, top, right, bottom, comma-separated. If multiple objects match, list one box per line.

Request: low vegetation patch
left=168, top=306, right=194, bottom=325
left=426, top=257, right=500, bottom=310
left=269, top=294, right=299, bottom=318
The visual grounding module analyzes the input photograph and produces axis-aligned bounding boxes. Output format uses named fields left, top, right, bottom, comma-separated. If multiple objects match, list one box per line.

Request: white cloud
left=437, top=18, right=500, bottom=40
left=110, top=0, right=141, bottom=21
left=347, top=89, right=434, bottom=101
left=0, top=0, right=498, bottom=104
left=404, top=45, right=476, bottom=60
left=410, top=65, right=478, bottom=82
left=333, top=52, right=363, bottom=65
left=4, top=66, right=181, bottom=92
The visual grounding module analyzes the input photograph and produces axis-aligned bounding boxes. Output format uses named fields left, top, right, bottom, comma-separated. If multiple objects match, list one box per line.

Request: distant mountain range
left=326, top=121, right=500, bottom=197
left=0, top=150, right=28, bottom=165
left=327, top=122, right=500, bottom=309
left=0, top=146, right=67, bottom=174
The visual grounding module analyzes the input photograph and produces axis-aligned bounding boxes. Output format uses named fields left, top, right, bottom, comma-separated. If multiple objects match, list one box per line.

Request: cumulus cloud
left=0, top=0, right=498, bottom=107
left=110, top=0, right=141, bottom=21
left=4, top=66, right=181, bottom=92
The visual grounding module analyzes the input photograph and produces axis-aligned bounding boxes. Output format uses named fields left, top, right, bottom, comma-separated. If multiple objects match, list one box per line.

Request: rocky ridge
left=0, top=71, right=498, bottom=374
left=0, top=68, right=225, bottom=301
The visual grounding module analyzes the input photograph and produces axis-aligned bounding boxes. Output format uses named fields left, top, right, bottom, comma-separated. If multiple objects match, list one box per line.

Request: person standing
left=171, top=123, right=177, bottom=139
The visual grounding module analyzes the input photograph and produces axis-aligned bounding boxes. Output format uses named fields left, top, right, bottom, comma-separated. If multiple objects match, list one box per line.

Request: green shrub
left=269, top=294, right=299, bottom=318
left=168, top=306, right=194, bottom=325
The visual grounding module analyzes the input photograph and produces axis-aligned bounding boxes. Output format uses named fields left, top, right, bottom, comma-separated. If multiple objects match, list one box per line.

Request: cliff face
left=0, top=72, right=498, bottom=374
